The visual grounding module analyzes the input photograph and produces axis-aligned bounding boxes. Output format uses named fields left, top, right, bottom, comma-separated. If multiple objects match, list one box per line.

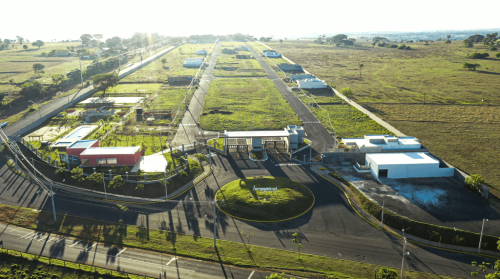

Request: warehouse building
left=365, top=152, right=454, bottom=179
left=297, top=78, right=327, bottom=89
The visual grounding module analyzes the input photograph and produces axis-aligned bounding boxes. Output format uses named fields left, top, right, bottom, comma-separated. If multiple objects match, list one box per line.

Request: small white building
left=196, top=49, right=207, bottom=55
left=183, top=57, right=204, bottom=67
left=343, top=135, right=421, bottom=153
left=365, top=152, right=454, bottom=179
left=263, top=52, right=282, bottom=58
left=297, top=79, right=327, bottom=89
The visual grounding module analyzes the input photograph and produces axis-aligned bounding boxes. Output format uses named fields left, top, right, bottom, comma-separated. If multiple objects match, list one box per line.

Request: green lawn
left=199, top=78, right=302, bottom=131
left=94, top=83, right=162, bottom=94
left=149, top=86, right=189, bottom=110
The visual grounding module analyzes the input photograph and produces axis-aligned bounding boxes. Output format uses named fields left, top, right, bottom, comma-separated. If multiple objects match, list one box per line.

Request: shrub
left=340, top=87, right=354, bottom=98
left=496, top=52, right=500, bottom=58
left=404, top=45, right=411, bottom=50
left=467, top=52, right=489, bottom=59
left=397, top=44, right=406, bottom=50
left=180, top=170, right=187, bottom=177
left=465, top=174, right=484, bottom=192
left=378, top=267, right=398, bottom=279
left=109, top=175, right=125, bottom=188
left=462, top=62, right=481, bottom=71
left=20, top=81, right=43, bottom=96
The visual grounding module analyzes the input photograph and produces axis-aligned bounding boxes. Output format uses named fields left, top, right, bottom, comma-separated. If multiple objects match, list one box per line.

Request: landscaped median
left=0, top=203, right=454, bottom=279
left=326, top=171, right=500, bottom=254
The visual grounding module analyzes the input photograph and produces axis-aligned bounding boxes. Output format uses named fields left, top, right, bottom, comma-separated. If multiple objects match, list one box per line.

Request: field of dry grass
left=267, top=40, right=500, bottom=193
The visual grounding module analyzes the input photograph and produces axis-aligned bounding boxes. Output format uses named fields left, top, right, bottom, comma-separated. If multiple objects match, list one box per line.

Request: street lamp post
left=79, top=57, right=84, bottom=89
left=102, top=173, right=107, bottom=200
left=50, top=181, right=57, bottom=221
left=400, top=238, right=407, bottom=279
left=381, top=196, right=385, bottom=229
left=478, top=218, right=488, bottom=253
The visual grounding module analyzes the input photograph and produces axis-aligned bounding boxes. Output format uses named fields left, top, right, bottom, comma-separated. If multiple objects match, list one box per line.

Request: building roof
left=80, top=146, right=140, bottom=156
left=67, top=140, right=98, bottom=149
left=367, top=152, right=438, bottom=165
left=224, top=130, right=290, bottom=138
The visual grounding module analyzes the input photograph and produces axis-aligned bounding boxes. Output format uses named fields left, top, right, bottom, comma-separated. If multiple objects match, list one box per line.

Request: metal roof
left=366, top=153, right=438, bottom=165
left=80, top=146, right=140, bottom=156
left=67, top=140, right=98, bottom=149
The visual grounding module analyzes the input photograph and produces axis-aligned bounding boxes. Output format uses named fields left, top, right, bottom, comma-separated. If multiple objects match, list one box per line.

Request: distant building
left=297, top=78, right=327, bottom=89
left=235, top=45, right=248, bottom=51
left=278, top=63, right=303, bottom=72
left=290, top=74, right=316, bottom=81
left=196, top=49, right=207, bottom=55
left=57, top=51, right=72, bottom=57
left=183, top=57, right=204, bottom=67
left=168, top=76, right=192, bottom=85
left=236, top=54, right=252, bottom=59
left=221, top=48, right=237, bottom=54
left=263, top=52, right=281, bottom=58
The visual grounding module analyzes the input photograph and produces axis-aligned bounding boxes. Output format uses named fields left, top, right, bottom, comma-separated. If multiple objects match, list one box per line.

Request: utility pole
left=400, top=238, right=406, bottom=279
left=478, top=218, right=488, bottom=253
left=309, top=145, right=312, bottom=165
left=164, top=172, right=168, bottom=200
left=79, top=57, right=84, bottom=89
left=251, top=112, right=253, bottom=131
left=381, top=196, right=385, bottom=229
left=102, top=173, right=107, bottom=200
left=32, top=157, right=36, bottom=179
left=213, top=200, right=217, bottom=247
left=50, top=181, right=57, bottom=221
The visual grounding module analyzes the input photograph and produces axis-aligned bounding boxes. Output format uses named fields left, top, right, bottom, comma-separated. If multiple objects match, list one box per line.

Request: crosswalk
left=302, top=121, right=321, bottom=124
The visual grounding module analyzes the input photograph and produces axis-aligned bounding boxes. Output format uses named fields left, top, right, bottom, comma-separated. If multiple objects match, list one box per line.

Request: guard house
left=222, top=125, right=304, bottom=153
left=183, top=57, right=204, bottom=67
left=278, top=63, right=304, bottom=72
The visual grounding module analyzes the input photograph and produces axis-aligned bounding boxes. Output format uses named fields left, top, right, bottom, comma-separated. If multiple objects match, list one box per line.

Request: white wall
left=373, top=162, right=454, bottom=179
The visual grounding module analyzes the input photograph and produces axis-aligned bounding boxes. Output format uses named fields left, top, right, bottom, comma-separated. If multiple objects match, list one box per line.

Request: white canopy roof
left=224, top=130, right=290, bottom=138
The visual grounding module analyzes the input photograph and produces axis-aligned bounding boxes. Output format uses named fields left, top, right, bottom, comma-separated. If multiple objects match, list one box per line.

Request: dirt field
left=267, top=39, right=500, bottom=196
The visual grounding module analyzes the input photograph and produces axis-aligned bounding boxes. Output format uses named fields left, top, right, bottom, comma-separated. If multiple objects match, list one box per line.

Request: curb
left=215, top=177, right=315, bottom=223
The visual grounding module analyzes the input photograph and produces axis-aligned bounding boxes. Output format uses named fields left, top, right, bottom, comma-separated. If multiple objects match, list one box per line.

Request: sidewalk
left=308, top=164, right=500, bottom=258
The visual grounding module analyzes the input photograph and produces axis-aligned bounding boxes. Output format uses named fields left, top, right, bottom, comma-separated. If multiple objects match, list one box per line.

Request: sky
left=3, top=0, right=499, bottom=41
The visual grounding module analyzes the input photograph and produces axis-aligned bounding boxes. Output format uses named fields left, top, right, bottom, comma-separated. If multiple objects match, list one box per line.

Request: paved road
left=170, top=42, right=222, bottom=147
left=1, top=154, right=496, bottom=279
left=246, top=43, right=336, bottom=163
left=0, top=223, right=277, bottom=279
left=3, top=44, right=178, bottom=138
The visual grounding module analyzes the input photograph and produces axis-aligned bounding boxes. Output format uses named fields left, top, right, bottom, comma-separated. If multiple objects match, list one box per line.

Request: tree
left=3, top=39, right=11, bottom=49
left=16, top=36, right=24, bottom=45
left=465, top=174, right=484, bottom=191
left=332, top=34, right=348, bottom=45
left=71, top=167, right=85, bottom=181
left=359, top=63, right=364, bottom=77
left=23, top=45, right=28, bottom=50
left=52, top=74, right=65, bottom=86
left=87, top=172, right=103, bottom=186
left=445, top=39, right=451, bottom=45
left=291, top=233, right=303, bottom=258
left=32, top=40, right=44, bottom=49
left=467, top=53, right=489, bottom=59
left=161, top=58, right=167, bottom=67
left=377, top=267, right=398, bottom=279
left=91, top=72, right=120, bottom=97
left=32, top=63, right=45, bottom=74
left=93, top=34, right=103, bottom=41
left=20, top=81, right=43, bottom=96
left=80, top=34, right=93, bottom=46
left=341, top=87, right=354, bottom=98
left=496, top=53, right=500, bottom=58
left=463, top=39, right=474, bottom=48
left=109, top=175, right=125, bottom=188
left=462, top=62, right=481, bottom=71
left=120, top=165, right=130, bottom=173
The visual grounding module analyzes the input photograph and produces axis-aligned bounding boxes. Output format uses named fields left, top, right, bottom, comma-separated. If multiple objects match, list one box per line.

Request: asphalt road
left=1, top=154, right=497, bottom=279
left=246, top=43, right=337, bottom=163
left=3, top=44, right=178, bottom=138
left=0, top=223, right=278, bottom=279
left=170, top=42, right=222, bottom=147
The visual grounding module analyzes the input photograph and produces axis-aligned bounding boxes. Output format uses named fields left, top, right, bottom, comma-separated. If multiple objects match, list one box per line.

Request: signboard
left=253, top=185, right=277, bottom=193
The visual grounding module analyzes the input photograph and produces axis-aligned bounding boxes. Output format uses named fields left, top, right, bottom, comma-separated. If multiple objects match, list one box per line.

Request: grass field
left=0, top=202, right=454, bottom=279
left=213, top=51, right=266, bottom=77
left=216, top=177, right=314, bottom=221
left=266, top=39, right=500, bottom=195
left=120, top=43, right=213, bottom=82
left=199, top=78, right=301, bottom=131
left=94, top=83, right=162, bottom=94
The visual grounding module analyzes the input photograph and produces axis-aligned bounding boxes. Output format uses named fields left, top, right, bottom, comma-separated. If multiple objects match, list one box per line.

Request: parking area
left=331, top=162, right=500, bottom=235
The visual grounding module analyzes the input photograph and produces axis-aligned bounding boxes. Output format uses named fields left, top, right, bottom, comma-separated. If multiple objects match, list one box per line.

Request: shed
left=297, top=78, right=327, bottom=89
left=66, top=140, right=99, bottom=157
left=196, top=49, right=207, bottom=55
left=80, top=146, right=142, bottom=166
left=365, top=152, right=454, bottom=179
left=278, top=63, right=304, bottom=72
left=263, top=52, right=282, bottom=58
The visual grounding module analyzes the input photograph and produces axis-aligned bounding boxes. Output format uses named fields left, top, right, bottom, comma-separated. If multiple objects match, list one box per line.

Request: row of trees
left=463, top=33, right=499, bottom=50
left=315, top=34, right=356, bottom=46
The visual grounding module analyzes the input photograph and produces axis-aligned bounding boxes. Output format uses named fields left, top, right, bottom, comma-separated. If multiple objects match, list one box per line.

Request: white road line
left=69, top=240, right=81, bottom=247
left=165, top=257, right=177, bottom=266
left=54, top=238, right=64, bottom=243
left=37, top=235, right=49, bottom=241
left=20, top=232, right=35, bottom=239
left=47, top=237, right=58, bottom=242
left=305, top=133, right=308, bottom=136
left=116, top=248, right=126, bottom=256
left=247, top=271, right=255, bottom=279
left=86, top=243, right=97, bottom=251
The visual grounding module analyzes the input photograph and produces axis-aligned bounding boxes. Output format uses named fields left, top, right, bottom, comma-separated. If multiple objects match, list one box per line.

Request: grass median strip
left=0, top=203, right=454, bottom=279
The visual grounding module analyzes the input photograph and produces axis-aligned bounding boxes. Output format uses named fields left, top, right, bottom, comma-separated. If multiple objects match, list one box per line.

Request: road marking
left=247, top=271, right=255, bottom=279
left=37, top=235, right=49, bottom=241
left=165, top=257, right=177, bottom=266
left=305, top=133, right=308, bottom=136
left=20, top=232, right=35, bottom=239
left=69, top=240, right=81, bottom=247
left=116, top=248, right=126, bottom=256
left=275, top=163, right=302, bottom=166
left=86, top=243, right=97, bottom=251
left=47, top=237, right=58, bottom=242
left=54, top=238, right=64, bottom=243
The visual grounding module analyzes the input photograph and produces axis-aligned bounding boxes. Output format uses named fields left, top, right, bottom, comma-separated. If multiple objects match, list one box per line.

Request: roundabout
left=215, top=176, right=315, bottom=222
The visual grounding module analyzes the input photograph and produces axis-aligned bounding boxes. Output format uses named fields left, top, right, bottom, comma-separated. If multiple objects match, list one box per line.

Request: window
left=107, top=158, right=117, bottom=164
left=96, top=158, right=106, bottom=165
